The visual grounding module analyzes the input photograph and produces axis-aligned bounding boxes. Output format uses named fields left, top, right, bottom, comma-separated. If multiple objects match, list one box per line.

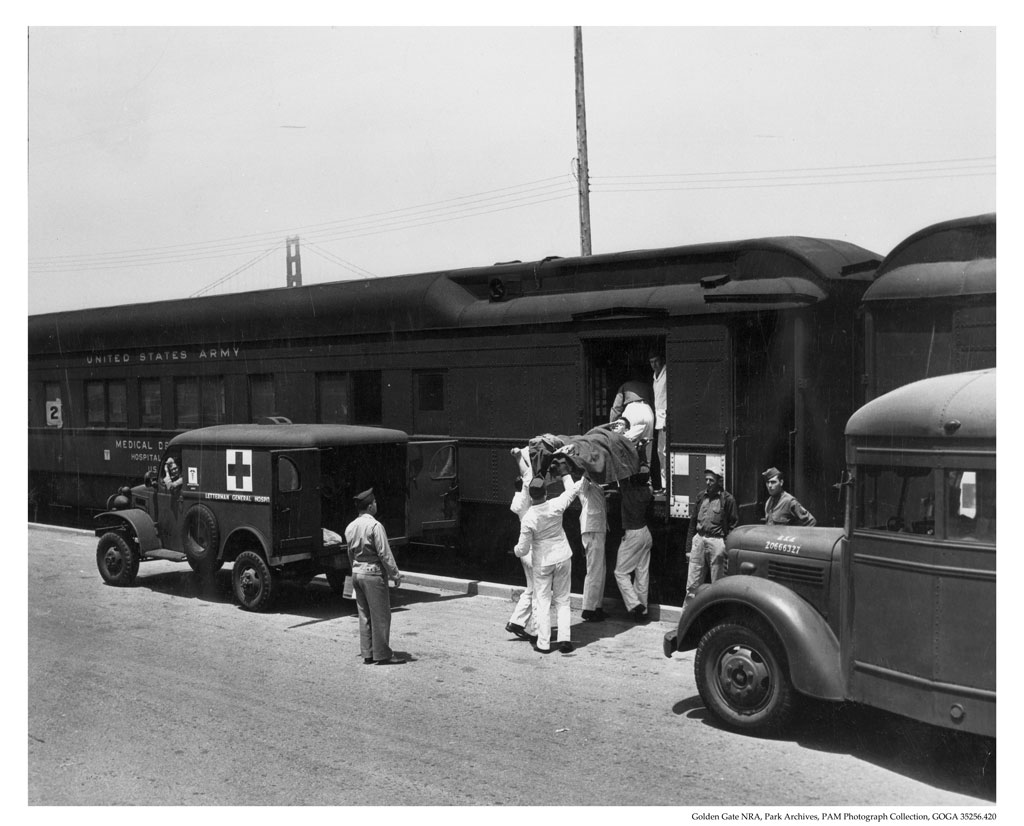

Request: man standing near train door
left=579, top=475, right=608, bottom=622
left=613, top=474, right=653, bottom=622
left=685, top=469, right=738, bottom=600
left=649, top=350, right=667, bottom=491
left=762, top=467, right=816, bottom=526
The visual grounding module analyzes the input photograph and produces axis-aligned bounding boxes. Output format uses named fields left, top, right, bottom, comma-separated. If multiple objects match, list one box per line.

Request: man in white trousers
left=505, top=447, right=538, bottom=642
left=579, top=476, right=608, bottom=622
left=513, top=472, right=584, bottom=654
left=613, top=474, right=653, bottom=622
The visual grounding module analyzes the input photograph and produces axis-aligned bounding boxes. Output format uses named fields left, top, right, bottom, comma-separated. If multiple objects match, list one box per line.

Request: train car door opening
left=731, top=314, right=796, bottom=524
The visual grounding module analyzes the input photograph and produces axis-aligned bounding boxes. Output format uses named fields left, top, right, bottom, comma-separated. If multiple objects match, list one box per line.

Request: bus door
left=271, top=448, right=322, bottom=558
left=847, top=459, right=997, bottom=736
left=407, top=440, right=459, bottom=541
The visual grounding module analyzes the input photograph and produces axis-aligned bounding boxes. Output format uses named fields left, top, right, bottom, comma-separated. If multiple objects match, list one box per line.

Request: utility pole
left=574, top=26, right=593, bottom=257
left=286, top=235, right=302, bottom=287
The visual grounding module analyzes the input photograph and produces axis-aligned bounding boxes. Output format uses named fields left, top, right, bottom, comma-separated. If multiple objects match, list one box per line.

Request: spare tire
left=183, top=504, right=223, bottom=576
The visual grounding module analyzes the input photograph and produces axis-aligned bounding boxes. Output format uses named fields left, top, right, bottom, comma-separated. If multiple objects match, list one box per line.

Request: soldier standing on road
left=613, top=474, right=653, bottom=622
left=685, top=469, right=739, bottom=599
left=344, top=487, right=406, bottom=666
left=762, top=467, right=816, bottom=526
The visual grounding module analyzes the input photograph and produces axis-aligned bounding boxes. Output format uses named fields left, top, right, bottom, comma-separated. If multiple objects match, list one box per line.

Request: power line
left=28, top=176, right=575, bottom=270
left=28, top=157, right=994, bottom=276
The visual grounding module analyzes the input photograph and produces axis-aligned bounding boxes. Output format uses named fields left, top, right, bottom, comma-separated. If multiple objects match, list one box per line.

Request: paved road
left=27, top=525, right=995, bottom=806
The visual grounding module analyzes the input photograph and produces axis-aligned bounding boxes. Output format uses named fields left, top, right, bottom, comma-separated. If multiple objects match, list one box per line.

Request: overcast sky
left=26, top=25, right=996, bottom=315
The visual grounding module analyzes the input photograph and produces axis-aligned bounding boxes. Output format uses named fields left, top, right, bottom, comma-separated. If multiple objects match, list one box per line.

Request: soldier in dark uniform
left=762, top=467, right=816, bottom=527
left=685, top=469, right=738, bottom=599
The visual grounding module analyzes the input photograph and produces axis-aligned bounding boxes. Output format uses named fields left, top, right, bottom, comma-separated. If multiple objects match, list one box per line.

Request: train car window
left=108, top=382, right=127, bottom=425
left=85, top=380, right=127, bottom=426
left=201, top=376, right=226, bottom=425
left=352, top=370, right=383, bottom=424
left=277, top=456, right=300, bottom=492
left=44, top=381, right=60, bottom=405
left=139, top=379, right=162, bottom=427
left=249, top=374, right=276, bottom=421
left=855, top=465, right=933, bottom=535
left=417, top=373, right=445, bottom=412
left=946, top=469, right=996, bottom=544
left=174, top=378, right=200, bottom=428
left=85, top=381, right=105, bottom=426
left=317, top=372, right=349, bottom=424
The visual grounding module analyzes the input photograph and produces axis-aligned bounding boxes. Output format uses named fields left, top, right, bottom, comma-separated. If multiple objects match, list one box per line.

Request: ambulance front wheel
left=232, top=551, right=277, bottom=612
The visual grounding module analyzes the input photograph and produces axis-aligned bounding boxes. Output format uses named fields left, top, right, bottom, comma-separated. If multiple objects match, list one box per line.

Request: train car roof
left=28, top=234, right=880, bottom=355
left=169, top=424, right=409, bottom=449
left=862, top=213, right=995, bottom=303
left=845, top=369, right=995, bottom=442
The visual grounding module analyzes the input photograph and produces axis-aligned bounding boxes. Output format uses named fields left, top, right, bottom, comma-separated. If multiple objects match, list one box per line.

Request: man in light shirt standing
left=505, top=448, right=539, bottom=642
left=514, top=473, right=584, bottom=654
left=579, top=476, right=608, bottom=623
left=649, top=351, right=667, bottom=491
left=344, top=487, right=406, bottom=666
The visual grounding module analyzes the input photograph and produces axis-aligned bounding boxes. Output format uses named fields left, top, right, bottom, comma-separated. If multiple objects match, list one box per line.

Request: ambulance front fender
left=672, top=575, right=845, bottom=701
left=94, top=509, right=162, bottom=553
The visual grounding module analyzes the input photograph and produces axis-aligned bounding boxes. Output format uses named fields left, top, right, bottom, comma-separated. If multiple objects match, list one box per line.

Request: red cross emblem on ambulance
left=226, top=449, right=253, bottom=492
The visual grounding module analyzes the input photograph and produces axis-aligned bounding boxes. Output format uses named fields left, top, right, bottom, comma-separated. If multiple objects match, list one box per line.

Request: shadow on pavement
left=669, top=693, right=995, bottom=802
left=130, top=566, right=476, bottom=621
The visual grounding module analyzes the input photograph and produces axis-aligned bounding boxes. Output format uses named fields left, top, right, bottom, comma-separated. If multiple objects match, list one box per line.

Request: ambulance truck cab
left=94, top=423, right=458, bottom=611
left=663, top=369, right=995, bottom=737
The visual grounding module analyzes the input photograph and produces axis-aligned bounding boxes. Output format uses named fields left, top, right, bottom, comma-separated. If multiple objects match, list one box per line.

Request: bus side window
left=856, top=465, right=932, bottom=534
left=947, top=469, right=996, bottom=542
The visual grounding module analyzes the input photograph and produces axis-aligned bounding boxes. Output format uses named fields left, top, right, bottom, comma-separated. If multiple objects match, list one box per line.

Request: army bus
left=663, top=369, right=996, bottom=738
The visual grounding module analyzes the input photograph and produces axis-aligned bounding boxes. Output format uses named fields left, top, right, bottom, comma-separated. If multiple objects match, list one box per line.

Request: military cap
left=353, top=487, right=376, bottom=508
left=704, top=468, right=723, bottom=482
left=762, top=467, right=783, bottom=481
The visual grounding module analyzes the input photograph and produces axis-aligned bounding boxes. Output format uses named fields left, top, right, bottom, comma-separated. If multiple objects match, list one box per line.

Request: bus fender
left=93, top=509, right=162, bottom=553
left=673, top=574, right=845, bottom=701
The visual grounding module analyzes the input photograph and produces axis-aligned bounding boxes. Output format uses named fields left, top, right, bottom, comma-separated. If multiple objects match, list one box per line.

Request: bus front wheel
left=694, top=618, right=795, bottom=735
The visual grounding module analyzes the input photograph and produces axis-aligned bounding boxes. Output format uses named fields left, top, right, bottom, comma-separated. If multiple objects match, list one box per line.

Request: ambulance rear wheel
left=694, top=618, right=795, bottom=735
left=232, top=551, right=277, bottom=612
left=96, top=532, right=139, bottom=587
left=183, top=504, right=223, bottom=576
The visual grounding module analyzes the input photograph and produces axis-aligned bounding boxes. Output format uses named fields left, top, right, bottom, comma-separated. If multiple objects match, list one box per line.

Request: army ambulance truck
left=94, top=423, right=458, bottom=611
left=664, top=369, right=995, bottom=738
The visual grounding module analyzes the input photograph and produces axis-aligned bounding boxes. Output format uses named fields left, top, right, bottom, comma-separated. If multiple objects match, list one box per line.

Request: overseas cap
left=353, top=487, right=375, bottom=509
left=762, top=467, right=782, bottom=481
